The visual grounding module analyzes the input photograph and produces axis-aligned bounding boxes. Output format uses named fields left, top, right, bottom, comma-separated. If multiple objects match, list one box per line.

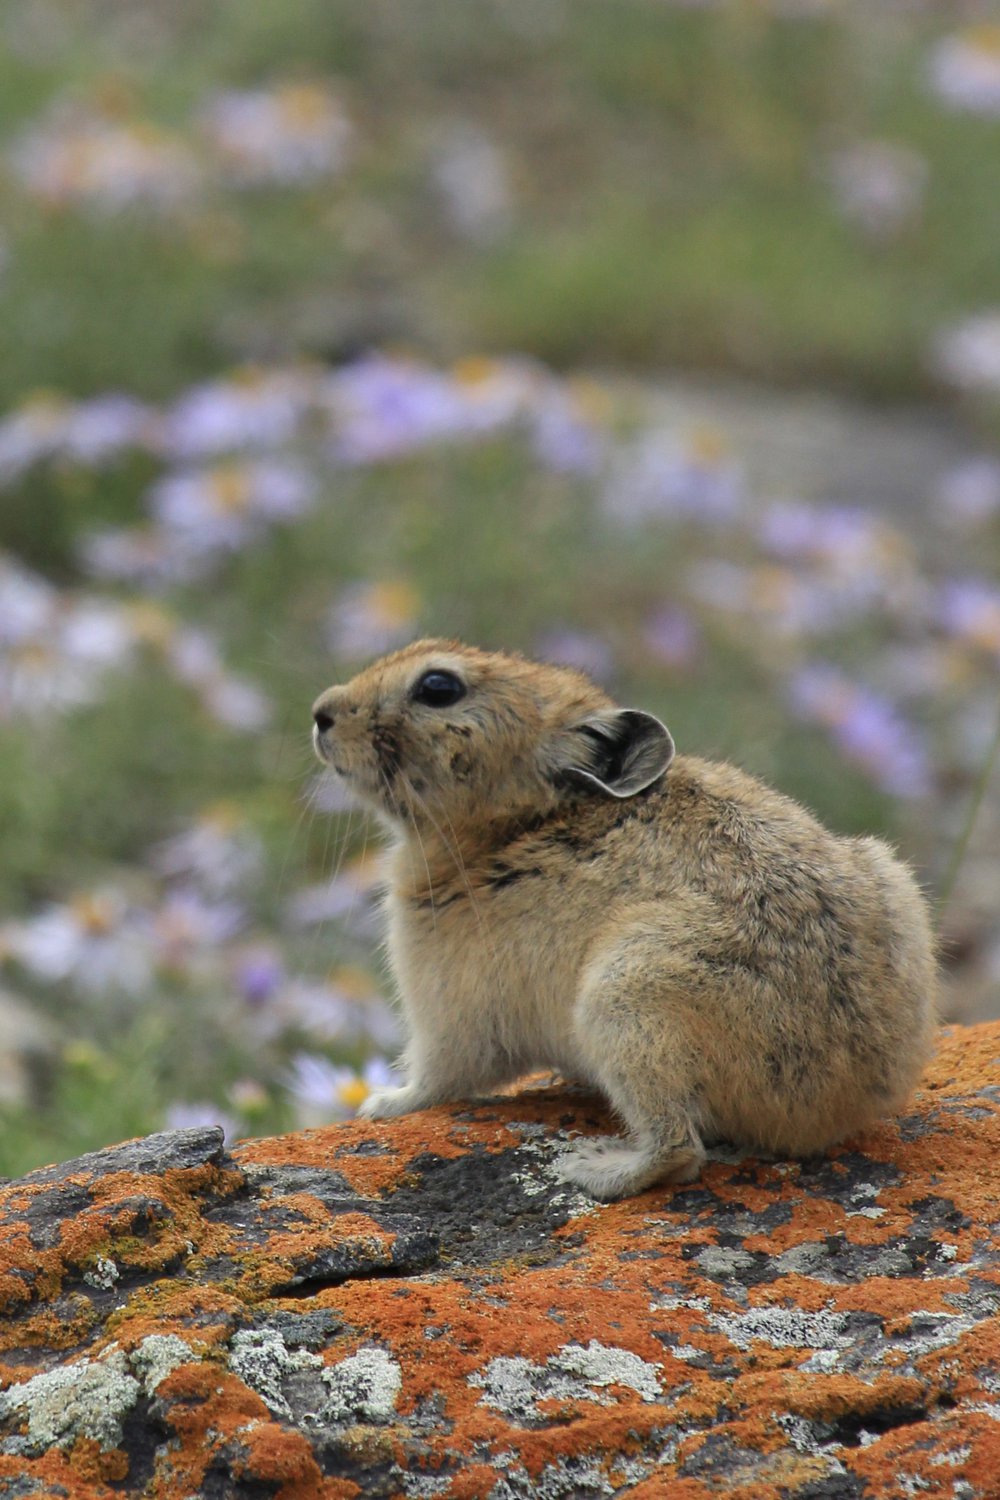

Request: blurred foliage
left=1, top=0, right=999, bottom=1174
left=2, top=1, right=1000, bottom=402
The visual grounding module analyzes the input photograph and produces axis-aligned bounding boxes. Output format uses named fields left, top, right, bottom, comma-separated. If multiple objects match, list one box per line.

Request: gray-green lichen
left=471, top=1340, right=663, bottom=1426
left=320, top=1345, right=402, bottom=1424
left=129, top=1334, right=196, bottom=1393
left=0, top=1349, right=139, bottom=1455
left=229, top=1327, right=322, bottom=1420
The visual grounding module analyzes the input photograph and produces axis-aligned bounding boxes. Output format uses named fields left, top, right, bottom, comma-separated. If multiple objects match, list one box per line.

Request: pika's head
left=312, top=639, right=674, bottom=829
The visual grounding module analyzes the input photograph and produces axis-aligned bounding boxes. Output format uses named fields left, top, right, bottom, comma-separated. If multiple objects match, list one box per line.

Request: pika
left=312, top=640, right=937, bottom=1200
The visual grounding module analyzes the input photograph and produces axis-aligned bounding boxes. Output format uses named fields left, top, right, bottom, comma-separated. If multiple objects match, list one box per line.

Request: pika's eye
left=413, top=670, right=466, bottom=708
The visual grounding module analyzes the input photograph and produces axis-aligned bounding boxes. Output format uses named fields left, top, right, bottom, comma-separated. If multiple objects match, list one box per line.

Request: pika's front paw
left=357, top=1086, right=420, bottom=1120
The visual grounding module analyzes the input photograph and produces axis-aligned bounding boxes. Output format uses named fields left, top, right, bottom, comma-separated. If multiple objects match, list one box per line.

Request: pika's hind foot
left=555, top=1134, right=704, bottom=1201
left=357, top=1085, right=424, bottom=1120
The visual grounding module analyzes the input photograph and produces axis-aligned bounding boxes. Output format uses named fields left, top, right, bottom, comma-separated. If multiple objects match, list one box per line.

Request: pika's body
left=313, top=640, right=936, bottom=1199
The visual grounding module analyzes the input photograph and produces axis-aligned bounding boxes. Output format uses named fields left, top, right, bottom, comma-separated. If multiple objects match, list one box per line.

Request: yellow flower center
left=126, top=601, right=176, bottom=647
left=71, top=894, right=117, bottom=935
left=210, top=464, right=252, bottom=513
left=330, top=965, right=376, bottom=1000
left=279, top=85, right=334, bottom=127
left=204, top=800, right=243, bottom=833
left=965, top=25, right=1000, bottom=59
left=689, top=426, right=728, bottom=465
left=337, top=1077, right=371, bottom=1111
left=366, top=580, right=419, bottom=628
left=452, top=355, right=501, bottom=386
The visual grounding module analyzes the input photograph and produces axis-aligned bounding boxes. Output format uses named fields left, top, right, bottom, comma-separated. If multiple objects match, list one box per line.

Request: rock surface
left=0, top=1025, right=998, bottom=1498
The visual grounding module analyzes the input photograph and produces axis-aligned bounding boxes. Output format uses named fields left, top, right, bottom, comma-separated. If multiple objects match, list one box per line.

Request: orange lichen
left=0, top=1450, right=119, bottom=1500
left=211, top=1414, right=340, bottom=1499
left=65, top=1436, right=130, bottom=1485
left=0, top=1293, right=98, bottom=1368
left=236, top=1111, right=525, bottom=1196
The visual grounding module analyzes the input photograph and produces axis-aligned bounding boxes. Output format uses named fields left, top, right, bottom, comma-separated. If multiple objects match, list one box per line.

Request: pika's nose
left=312, top=690, right=339, bottom=734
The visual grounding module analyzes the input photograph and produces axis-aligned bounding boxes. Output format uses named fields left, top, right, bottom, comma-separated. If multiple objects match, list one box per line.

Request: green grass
left=1, top=2, right=999, bottom=404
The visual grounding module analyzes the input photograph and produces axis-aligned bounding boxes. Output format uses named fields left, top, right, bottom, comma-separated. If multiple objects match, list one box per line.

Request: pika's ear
left=557, top=709, right=675, bottom=799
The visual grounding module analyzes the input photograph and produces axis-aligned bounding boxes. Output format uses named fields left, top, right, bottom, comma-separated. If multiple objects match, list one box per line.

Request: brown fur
left=312, top=639, right=938, bottom=1200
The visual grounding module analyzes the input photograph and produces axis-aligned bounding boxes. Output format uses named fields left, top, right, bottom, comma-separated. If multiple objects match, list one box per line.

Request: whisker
left=268, top=704, right=306, bottom=788
left=392, top=770, right=437, bottom=939
left=273, top=753, right=326, bottom=904
left=334, top=803, right=373, bottom=963
left=398, top=778, right=511, bottom=1018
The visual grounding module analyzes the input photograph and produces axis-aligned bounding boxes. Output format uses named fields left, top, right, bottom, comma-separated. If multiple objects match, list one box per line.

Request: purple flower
left=530, top=398, right=603, bottom=476
left=327, top=355, right=521, bottom=465
left=686, top=559, right=848, bottom=638
left=931, top=312, right=1000, bottom=394
left=152, top=807, right=264, bottom=897
left=326, top=580, right=419, bottom=660
left=937, top=458, right=1000, bottom=526
left=200, top=83, right=353, bottom=188
left=284, top=857, right=382, bottom=940
left=161, top=368, right=310, bottom=460
left=165, top=1101, right=240, bottom=1144
left=63, top=394, right=155, bottom=465
left=0, top=392, right=154, bottom=485
left=234, top=947, right=286, bottom=1008
left=758, top=504, right=882, bottom=564
left=535, top=629, right=614, bottom=683
left=147, top=458, right=317, bottom=553
left=286, top=1052, right=399, bottom=1124
left=938, top=577, right=1000, bottom=657
left=80, top=525, right=211, bottom=589
left=788, top=664, right=931, bottom=799
left=928, top=29, right=1000, bottom=118
left=643, top=607, right=701, bottom=670
left=306, top=771, right=358, bottom=814
left=10, top=107, right=197, bottom=211
left=153, top=888, right=246, bottom=962
left=604, top=432, right=744, bottom=528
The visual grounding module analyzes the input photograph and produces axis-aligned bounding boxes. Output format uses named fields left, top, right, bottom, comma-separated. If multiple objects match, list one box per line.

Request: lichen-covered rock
left=0, top=1025, right=998, bottom=1497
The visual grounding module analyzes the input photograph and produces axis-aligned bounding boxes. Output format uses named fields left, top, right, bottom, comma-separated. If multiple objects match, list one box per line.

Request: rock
left=0, top=1024, right=998, bottom=1497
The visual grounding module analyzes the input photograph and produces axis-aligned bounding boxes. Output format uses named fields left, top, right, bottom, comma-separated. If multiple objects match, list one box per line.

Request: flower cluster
left=10, top=106, right=197, bottom=211
left=0, top=553, right=270, bottom=729
left=7, top=338, right=993, bottom=814
left=0, top=799, right=400, bottom=1132
left=787, top=664, right=931, bottom=800
left=87, top=457, right=318, bottom=585
left=0, top=554, right=138, bottom=720
left=604, top=428, right=743, bottom=528
left=0, top=393, right=154, bottom=487
left=327, top=354, right=599, bottom=469
left=0, top=884, right=242, bottom=997
left=199, top=83, right=353, bottom=187
left=0, top=355, right=608, bottom=593
left=9, top=82, right=354, bottom=212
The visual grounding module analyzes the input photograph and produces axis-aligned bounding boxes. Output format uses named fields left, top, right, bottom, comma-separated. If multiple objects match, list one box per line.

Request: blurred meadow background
left=2, top=0, right=1000, bottom=1175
